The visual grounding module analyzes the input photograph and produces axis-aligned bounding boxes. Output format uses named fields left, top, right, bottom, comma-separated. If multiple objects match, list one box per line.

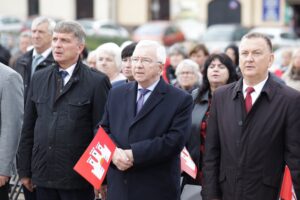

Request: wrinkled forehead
left=53, top=31, right=76, bottom=38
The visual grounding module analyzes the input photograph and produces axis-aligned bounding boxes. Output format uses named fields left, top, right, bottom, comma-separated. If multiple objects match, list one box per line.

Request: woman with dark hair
left=225, top=44, right=239, bottom=67
left=181, top=53, right=238, bottom=190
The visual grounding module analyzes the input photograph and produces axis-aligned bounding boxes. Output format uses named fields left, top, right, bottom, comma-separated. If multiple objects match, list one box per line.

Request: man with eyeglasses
left=99, top=40, right=193, bottom=200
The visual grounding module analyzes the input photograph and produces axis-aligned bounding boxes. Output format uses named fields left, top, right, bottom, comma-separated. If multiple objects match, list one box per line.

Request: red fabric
left=180, top=147, right=197, bottom=179
left=245, top=87, right=255, bottom=113
left=198, top=99, right=211, bottom=184
left=280, top=166, right=293, bottom=200
left=274, top=69, right=283, bottom=78
left=162, top=57, right=170, bottom=83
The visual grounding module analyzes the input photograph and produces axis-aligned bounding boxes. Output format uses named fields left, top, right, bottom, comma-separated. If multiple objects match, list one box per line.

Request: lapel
left=125, top=82, right=138, bottom=124
left=130, top=79, right=167, bottom=127
left=192, top=91, right=209, bottom=126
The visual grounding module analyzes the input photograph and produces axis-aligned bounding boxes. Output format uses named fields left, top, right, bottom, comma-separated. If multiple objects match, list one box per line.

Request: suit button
left=124, top=179, right=127, bottom=184
left=49, top=146, right=52, bottom=150
left=238, top=121, right=243, bottom=126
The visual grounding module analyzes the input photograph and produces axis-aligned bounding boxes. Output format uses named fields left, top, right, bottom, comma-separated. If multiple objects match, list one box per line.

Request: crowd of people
left=1, top=16, right=300, bottom=200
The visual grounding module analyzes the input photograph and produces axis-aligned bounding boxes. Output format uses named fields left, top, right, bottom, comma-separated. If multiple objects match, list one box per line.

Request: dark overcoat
left=101, top=78, right=193, bottom=200
left=202, top=75, right=300, bottom=200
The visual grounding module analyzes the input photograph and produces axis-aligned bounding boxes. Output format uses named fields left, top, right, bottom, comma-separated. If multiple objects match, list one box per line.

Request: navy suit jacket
left=101, top=78, right=193, bottom=200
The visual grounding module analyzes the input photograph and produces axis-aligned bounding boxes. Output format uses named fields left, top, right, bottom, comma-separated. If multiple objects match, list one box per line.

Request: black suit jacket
left=202, top=75, right=300, bottom=200
left=17, top=61, right=111, bottom=189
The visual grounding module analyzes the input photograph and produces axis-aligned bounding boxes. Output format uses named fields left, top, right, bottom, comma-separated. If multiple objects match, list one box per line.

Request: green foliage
left=85, top=35, right=130, bottom=51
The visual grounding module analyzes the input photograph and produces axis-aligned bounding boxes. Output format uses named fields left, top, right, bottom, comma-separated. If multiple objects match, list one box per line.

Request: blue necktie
left=59, top=70, right=68, bottom=87
left=136, top=88, right=150, bottom=114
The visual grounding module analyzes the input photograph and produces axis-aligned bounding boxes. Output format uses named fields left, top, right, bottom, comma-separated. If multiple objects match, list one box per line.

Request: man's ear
left=268, top=53, right=274, bottom=69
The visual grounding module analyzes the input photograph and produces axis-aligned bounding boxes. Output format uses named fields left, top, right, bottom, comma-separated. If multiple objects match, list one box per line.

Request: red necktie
left=245, top=87, right=255, bottom=113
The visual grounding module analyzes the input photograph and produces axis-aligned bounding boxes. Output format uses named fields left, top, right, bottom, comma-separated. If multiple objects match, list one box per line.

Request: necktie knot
left=59, top=70, right=69, bottom=79
left=246, top=87, right=255, bottom=95
left=139, top=88, right=150, bottom=96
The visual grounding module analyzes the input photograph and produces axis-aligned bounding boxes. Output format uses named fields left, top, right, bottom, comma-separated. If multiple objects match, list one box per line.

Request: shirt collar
left=243, top=75, right=269, bottom=95
left=138, top=79, right=160, bottom=92
left=59, top=63, right=76, bottom=77
left=32, top=47, right=52, bottom=59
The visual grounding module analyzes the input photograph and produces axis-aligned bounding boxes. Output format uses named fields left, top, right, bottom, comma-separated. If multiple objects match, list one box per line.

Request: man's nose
left=245, top=54, right=254, bottom=61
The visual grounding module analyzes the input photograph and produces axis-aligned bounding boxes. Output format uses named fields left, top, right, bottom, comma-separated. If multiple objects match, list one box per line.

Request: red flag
left=74, top=127, right=116, bottom=189
left=280, top=166, right=295, bottom=200
left=181, top=147, right=197, bottom=179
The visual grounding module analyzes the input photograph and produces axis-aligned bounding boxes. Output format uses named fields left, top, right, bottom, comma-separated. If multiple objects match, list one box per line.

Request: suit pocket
left=31, top=96, right=49, bottom=116
left=262, top=174, right=281, bottom=188
left=68, top=98, right=91, bottom=121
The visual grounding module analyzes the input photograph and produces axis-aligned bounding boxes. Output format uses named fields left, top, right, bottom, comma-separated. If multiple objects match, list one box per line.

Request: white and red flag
left=74, top=127, right=116, bottom=189
left=181, top=147, right=197, bottom=179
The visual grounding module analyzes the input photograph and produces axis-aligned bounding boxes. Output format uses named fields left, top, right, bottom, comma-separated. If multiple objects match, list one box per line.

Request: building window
left=28, top=0, right=39, bottom=16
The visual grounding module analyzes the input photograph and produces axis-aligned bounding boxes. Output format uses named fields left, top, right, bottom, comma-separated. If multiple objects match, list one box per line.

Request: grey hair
left=242, top=32, right=273, bottom=52
left=96, top=42, right=122, bottom=70
left=31, top=16, right=56, bottom=35
left=54, top=20, right=86, bottom=44
left=175, top=59, right=202, bottom=84
left=20, top=30, right=31, bottom=38
left=134, top=40, right=166, bottom=64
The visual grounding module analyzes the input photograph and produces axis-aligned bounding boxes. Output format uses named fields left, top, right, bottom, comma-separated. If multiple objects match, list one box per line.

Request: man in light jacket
left=0, top=62, right=24, bottom=200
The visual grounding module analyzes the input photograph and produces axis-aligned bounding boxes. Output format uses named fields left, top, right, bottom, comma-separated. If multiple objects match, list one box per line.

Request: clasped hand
left=112, top=148, right=134, bottom=171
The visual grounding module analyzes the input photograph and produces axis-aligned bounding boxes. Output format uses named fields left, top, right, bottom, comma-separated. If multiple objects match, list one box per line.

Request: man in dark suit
left=100, top=40, right=193, bottom=200
left=17, top=20, right=111, bottom=200
left=202, top=32, right=300, bottom=200
left=14, top=16, right=56, bottom=101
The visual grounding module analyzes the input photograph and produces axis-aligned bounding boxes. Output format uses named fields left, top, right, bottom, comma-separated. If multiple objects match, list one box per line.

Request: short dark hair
left=225, top=44, right=239, bottom=66
left=122, top=42, right=137, bottom=59
left=54, top=20, right=86, bottom=44
left=242, top=32, right=273, bottom=52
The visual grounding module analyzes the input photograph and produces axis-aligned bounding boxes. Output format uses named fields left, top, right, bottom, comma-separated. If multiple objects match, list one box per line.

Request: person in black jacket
left=202, top=32, right=300, bottom=200
left=17, top=20, right=111, bottom=200
left=14, top=16, right=56, bottom=102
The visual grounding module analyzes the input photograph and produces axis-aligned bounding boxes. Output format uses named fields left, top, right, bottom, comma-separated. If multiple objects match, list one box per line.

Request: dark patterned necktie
left=59, top=70, right=68, bottom=87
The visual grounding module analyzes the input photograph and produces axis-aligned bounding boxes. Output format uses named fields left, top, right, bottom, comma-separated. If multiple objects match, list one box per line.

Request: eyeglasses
left=131, top=57, right=162, bottom=66
left=179, top=71, right=195, bottom=75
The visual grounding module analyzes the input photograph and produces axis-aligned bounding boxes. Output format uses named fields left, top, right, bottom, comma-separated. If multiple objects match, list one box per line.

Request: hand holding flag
left=74, top=127, right=116, bottom=189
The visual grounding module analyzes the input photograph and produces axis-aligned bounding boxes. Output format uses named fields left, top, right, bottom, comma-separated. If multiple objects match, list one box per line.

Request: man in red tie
left=202, top=32, right=300, bottom=200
